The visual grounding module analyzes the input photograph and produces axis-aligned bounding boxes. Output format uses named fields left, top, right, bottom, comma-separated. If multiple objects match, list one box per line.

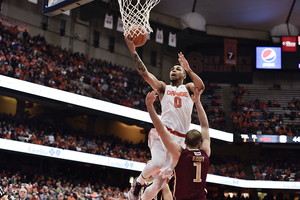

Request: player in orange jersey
left=125, top=37, right=205, bottom=200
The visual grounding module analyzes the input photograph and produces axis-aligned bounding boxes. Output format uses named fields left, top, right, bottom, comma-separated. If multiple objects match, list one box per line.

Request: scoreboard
left=239, top=134, right=300, bottom=143
left=281, top=36, right=299, bottom=70
left=256, top=36, right=300, bottom=70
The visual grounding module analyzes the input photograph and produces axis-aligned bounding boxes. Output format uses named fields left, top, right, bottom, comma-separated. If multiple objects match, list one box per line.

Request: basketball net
left=118, top=0, right=161, bottom=37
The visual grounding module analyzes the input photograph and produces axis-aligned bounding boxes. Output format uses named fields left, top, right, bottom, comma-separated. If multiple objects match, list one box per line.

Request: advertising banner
left=256, top=47, right=281, bottom=69
left=0, top=16, right=29, bottom=32
left=282, top=36, right=297, bottom=52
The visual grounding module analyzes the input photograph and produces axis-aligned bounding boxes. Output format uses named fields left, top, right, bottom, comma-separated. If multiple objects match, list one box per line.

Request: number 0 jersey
left=160, top=85, right=193, bottom=147
left=173, top=149, right=210, bottom=200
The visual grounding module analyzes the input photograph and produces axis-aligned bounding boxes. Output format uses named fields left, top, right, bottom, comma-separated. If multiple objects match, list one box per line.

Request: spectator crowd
left=252, top=149, right=300, bottom=182
left=0, top=24, right=226, bottom=132
left=231, top=85, right=300, bottom=136
left=0, top=112, right=151, bottom=163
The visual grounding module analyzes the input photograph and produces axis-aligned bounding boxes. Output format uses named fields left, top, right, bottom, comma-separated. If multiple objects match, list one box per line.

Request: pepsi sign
left=256, top=47, right=281, bottom=69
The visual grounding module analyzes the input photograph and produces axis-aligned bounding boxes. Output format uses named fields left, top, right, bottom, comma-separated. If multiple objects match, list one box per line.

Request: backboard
left=42, top=0, right=93, bottom=16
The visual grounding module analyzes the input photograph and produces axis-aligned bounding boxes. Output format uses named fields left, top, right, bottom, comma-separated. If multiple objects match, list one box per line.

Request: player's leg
left=161, top=182, right=173, bottom=200
left=137, top=139, right=166, bottom=185
left=141, top=175, right=167, bottom=200
left=129, top=130, right=166, bottom=200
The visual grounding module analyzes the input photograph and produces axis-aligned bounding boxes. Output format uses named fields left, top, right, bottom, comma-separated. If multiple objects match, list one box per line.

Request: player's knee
left=150, top=161, right=164, bottom=171
left=152, top=183, right=164, bottom=192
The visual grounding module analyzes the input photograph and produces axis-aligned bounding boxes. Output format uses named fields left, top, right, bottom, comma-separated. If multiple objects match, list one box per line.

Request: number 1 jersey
left=173, top=149, right=210, bottom=200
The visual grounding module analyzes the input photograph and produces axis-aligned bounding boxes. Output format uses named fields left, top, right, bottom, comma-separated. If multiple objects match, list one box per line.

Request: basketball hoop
left=118, top=0, right=161, bottom=38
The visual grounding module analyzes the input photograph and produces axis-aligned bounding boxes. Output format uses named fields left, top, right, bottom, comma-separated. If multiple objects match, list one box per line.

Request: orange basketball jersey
left=160, top=85, right=193, bottom=147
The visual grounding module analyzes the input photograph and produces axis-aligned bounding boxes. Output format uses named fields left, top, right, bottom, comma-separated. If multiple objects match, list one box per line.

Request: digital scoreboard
left=239, top=134, right=300, bottom=143
left=256, top=36, right=300, bottom=70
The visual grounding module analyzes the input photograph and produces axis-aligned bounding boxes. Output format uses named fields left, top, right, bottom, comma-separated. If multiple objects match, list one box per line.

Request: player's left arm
left=146, top=90, right=182, bottom=159
left=191, top=88, right=211, bottom=157
left=178, top=52, right=205, bottom=91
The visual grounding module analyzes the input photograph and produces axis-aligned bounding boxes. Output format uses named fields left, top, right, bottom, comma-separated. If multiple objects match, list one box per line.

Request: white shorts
left=148, top=127, right=185, bottom=179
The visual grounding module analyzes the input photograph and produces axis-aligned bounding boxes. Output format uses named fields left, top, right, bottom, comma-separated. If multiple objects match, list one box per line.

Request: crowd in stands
left=0, top=110, right=241, bottom=182
left=0, top=112, right=151, bottom=163
left=251, top=149, right=300, bottom=182
left=0, top=175, right=128, bottom=200
left=198, top=83, right=227, bottom=132
left=1, top=23, right=230, bottom=132
left=208, top=155, right=246, bottom=179
left=284, top=98, right=300, bottom=120
left=2, top=147, right=296, bottom=200
left=0, top=151, right=130, bottom=200
left=231, top=85, right=300, bottom=136
left=0, top=23, right=152, bottom=112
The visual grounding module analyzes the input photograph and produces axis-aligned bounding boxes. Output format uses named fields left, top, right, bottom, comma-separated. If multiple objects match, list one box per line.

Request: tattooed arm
left=125, top=37, right=166, bottom=92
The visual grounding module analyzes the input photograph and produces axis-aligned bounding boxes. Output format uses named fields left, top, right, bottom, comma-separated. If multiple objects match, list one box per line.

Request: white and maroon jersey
left=160, top=85, right=193, bottom=147
left=173, top=149, right=210, bottom=200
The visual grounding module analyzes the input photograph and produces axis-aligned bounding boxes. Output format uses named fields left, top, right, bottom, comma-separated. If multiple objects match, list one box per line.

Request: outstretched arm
left=146, top=90, right=182, bottom=159
left=125, top=37, right=165, bottom=92
left=191, top=88, right=211, bottom=157
left=178, top=52, right=205, bottom=91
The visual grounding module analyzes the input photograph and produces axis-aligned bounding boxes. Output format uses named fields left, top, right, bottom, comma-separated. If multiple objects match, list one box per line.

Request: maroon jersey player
left=146, top=88, right=211, bottom=200
left=174, top=148, right=209, bottom=199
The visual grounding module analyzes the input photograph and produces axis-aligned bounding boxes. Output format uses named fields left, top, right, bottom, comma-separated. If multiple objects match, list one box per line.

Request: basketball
left=127, top=25, right=148, bottom=47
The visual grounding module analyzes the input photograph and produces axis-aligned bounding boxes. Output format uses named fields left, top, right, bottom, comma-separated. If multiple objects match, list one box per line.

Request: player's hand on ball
left=125, top=36, right=136, bottom=54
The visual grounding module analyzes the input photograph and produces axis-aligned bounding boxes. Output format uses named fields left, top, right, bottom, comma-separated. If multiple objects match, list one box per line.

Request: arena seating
left=231, top=85, right=300, bottom=135
left=251, top=148, right=300, bottom=181
left=0, top=26, right=227, bottom=132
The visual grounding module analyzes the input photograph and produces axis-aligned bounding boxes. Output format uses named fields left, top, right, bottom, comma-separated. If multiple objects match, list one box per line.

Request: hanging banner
left=224, top=38, right=237, bottom=66
left=155, top=28, right=163, bottom=44
left=117, top=17, right=124, bottom=32
left=104, top=13, right=113, bottom=30
left=0, top=16, right=29, bottom=32
left=187, top=44, right=253, bottom=84
left=168, top=32, right=176, bottom=47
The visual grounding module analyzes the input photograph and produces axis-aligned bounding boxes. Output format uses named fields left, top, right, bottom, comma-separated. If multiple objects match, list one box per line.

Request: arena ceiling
left=153, top=0, right=300, bottom=33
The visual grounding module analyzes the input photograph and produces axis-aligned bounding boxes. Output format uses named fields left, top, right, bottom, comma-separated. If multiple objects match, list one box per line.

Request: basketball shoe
left=128, top=177, right=142, bottom=200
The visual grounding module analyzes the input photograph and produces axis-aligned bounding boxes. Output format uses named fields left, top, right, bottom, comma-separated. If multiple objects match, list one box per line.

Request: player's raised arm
left=146, top=90, right=182, bottom=159
left=125, top=37, right=165, bottom=91
left=178, top=52, right=205, bottom=91
left=191, top=88, right=211, bottom=157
